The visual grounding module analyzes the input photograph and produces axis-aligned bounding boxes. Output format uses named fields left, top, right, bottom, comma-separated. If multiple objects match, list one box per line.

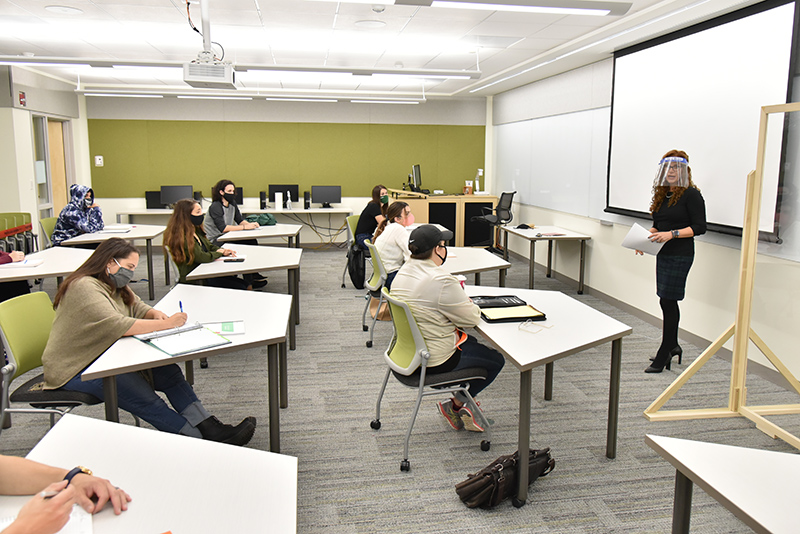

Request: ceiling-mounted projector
left=183, top=61, right=236, bottom=90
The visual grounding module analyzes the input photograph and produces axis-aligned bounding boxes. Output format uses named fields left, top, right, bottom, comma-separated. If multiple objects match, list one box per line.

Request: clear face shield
left=654, top=157, right=690, bottom=188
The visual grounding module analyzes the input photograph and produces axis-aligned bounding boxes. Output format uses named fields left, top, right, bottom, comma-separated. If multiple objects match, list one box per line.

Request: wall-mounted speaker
left=304, top=191, right=311, bottom=210
left=260, top=191, right=267, bottom=209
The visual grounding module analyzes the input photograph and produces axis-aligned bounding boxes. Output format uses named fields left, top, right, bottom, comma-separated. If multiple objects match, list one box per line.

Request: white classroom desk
left=0, top=414, right=298, bottom=533
left=646, top=434, right=799, bottom=534
left=465, top=285, right=632, bottom=507
left=0, top=246, right=91, bottom=284
left=60, top=224, right=167, bottom=301
left=185, top=243, right=302, bottom=351
left=499, top=225, right=591, bottom=294
left=218, top=223, right=303, bottom=248
left=117, top=207, right=353, bottom=222
left=82, top=284, right=293, bottom=453
left=445, top=246, right=510, bottom=286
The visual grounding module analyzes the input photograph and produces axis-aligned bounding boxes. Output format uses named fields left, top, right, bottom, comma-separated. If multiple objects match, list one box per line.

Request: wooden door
left=47, top=120, right=68, bottom=214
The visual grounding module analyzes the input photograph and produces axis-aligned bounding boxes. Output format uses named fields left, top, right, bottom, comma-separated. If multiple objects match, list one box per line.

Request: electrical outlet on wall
left=94, top=155, right=104, bottom=167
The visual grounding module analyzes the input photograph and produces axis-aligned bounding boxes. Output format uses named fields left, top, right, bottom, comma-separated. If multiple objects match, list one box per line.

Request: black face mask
left=436, top=245, right=447, bottom=265
left=223, top=193, right=237, bottom=205
left=190, top=214, right=204, bottom=226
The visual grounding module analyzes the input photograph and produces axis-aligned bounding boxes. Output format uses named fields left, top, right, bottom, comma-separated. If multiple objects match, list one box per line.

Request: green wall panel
left=88, top=119, right=485, bottom=198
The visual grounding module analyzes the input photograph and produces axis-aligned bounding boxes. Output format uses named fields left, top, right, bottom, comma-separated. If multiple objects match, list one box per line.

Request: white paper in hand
left=621, top=223, right=664, bottom=256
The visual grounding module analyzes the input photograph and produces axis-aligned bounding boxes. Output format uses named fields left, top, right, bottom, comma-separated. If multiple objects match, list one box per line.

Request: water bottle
left=286, top=190, right=293, bottom=210
left=474, top=169, right=483, bottom=193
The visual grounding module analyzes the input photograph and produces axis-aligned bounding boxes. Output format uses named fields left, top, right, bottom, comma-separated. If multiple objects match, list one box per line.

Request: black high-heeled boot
left=645, top=346, right=680, bottom=373
left=650, top=345, right=682, bottom=363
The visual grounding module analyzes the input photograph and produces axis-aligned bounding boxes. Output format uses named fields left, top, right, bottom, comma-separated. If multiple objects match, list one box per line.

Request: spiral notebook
left=472, top=295, right=546, bottom=323
left=136, top=323, right=231, bottom=356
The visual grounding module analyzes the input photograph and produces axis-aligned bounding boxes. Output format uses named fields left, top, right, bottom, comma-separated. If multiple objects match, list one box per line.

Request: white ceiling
left=0, top=0, right=766, bottom=100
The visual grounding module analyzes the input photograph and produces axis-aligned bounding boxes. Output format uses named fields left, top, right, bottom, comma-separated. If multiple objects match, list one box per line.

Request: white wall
left=0, top=107, right=37, bottom=216
left=493, top=60, right=800, bottom=379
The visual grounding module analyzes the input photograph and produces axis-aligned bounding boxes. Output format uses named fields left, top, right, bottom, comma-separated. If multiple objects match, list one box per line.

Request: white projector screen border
left=606, top=0, right=797, bottom=236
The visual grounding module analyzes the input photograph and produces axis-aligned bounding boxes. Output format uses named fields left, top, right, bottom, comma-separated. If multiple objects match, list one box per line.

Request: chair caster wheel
left=481, top=440, right=491, bottom=451
left=199, top=358, right=208, bottom=369
left=370, top=419, right=381, bottom=430
left=363, top=325, right=369, bottom=331
left=400, top=460, right=410, bottom=472
left=366, top=341, right=372, bottom=347
left=341, top=283, right=346, bottom=288
left=512, top=497, right=525, bottom=508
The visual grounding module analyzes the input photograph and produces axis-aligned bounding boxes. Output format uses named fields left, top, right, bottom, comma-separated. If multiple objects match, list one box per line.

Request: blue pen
left=179, top=301, right=183, bottom=313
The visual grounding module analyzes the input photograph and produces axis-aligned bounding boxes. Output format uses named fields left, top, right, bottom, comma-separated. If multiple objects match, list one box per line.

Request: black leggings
left=654, top=298, right=680, bottom=366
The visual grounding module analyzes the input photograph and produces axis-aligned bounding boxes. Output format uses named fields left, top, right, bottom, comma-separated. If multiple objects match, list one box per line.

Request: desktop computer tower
left=193, top=191, right=203, bottom=206
left=304, top=191, right=311, bottom=210
left=260, top=191, right=267, bottom=209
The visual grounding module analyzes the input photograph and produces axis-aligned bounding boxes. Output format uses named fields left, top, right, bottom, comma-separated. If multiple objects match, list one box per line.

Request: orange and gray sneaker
left=437, top=399, right=464, bottom=430
left=458, top=405, right=485, bottom=432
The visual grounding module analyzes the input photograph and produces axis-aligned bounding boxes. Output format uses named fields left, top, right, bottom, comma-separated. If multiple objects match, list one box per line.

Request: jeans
left=384, top=270, right=398, bottom=290
left=428, top=335, right=505, bottom=399
left=355, top=233, right=372, bottom=249
left=62, top=364, right=209, bottom=436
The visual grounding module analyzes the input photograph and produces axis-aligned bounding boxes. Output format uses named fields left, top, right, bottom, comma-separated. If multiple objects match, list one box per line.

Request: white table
left=0, top=247, right=92, bottom=284
left=0, top=414, right=298, bottom=533
left=500, top=225, right=591, bottom=294
left=60, top=224, right=167, bottom=300
left=445, top=246, right=510, bottom=286
left=82, top=284, right=293, bottom=452
left=219, top=223, right=303, bottom=248
left=186, top=243, right=302, bottom=351
left=646, top=434, right=798, bottom=534
left=465, top=286, right=632, bottom=506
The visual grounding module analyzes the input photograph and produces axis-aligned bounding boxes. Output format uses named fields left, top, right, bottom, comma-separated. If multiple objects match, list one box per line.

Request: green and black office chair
left=341, top=214, right=361, bottom=288
left=370, top=287, right=491, bottom=472
left=361, top=240, right=388, bottom=348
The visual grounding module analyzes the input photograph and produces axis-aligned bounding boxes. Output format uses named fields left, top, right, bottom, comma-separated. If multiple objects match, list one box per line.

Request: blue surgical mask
left=108, top=258, right=134, bottom=288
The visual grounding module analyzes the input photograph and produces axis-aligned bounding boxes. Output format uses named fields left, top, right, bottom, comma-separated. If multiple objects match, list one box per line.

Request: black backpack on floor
left=347, top=244, right=365, bottom=289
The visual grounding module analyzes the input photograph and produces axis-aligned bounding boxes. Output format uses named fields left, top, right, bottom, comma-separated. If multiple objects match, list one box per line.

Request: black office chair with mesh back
left=470, top=191, right=516, bottom=254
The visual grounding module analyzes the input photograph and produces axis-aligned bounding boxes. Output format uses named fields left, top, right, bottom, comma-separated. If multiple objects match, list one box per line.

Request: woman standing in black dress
left=638, top=150, right=707, bottom=373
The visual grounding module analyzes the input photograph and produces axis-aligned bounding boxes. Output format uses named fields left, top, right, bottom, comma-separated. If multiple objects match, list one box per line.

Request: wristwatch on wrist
left=671, top=230, right=680, bottom=239
left=64, top=466, right=92, bottom=485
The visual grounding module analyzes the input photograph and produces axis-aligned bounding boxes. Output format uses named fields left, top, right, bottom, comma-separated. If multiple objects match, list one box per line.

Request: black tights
left=654, top=298, right=680, bottom=367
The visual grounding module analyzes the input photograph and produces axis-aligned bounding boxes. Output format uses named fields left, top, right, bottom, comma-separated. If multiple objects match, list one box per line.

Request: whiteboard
left=495, top=107, right=610, bottom=217
left=607, top=0, right=795, bottom=232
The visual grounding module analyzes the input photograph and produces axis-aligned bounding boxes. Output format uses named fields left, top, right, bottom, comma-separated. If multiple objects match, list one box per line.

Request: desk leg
left=164, top=251, right=170, bottom=287
left=500, top=268, right=507, bottom=287
left=672, top=470, right=693, bottom=534
left=503, top=229, right=509, bottom=262
left=514, top=369, right=533, bottom=508
left=145, top=239, right=155, bottom=301
left=578, top=240, right=586, bottom=294
left=279, top=342, right=288, bottom=409
left=103, top=377, right=120, bottom=423
left=288, top=269, right=297, bottom=351
left=606, top=338, right=622, bottom=459
left=268, top=343, right=280, bottom=453
left=528, top=241, right=536, bottom=289
left=544, top=362, right=554, bottom=401
left=289, top=268, right=299, bottom=325
left=474, top=273, right=481, bottom=286
left=546, top=240, right=553, bottom=278
left=185, top=360, right=194, bottom=385
left=56, top=276, right=63, bottom=287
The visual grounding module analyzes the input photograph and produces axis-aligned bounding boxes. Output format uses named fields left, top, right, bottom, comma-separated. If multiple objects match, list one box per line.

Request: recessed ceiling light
left=45, top=5, right=84, bottom=15
left=355, top=20, right=386, bottom=29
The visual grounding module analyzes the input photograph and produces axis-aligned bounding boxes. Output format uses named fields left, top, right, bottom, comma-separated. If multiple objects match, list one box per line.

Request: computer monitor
left=160, top=185, right=194, bottom=206
left=311, top=185, right=341, bottom=208
left=145, top=191, right=166, bottom=209
left=411, top=164, right=422, bottom=192
left=268, top=184, right=300, bottom=208
left=234, top=186, right=244, bottom=206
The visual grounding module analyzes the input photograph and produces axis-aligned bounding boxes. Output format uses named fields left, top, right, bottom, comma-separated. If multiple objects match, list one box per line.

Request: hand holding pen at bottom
left=7, top=480, right=75, bottom=534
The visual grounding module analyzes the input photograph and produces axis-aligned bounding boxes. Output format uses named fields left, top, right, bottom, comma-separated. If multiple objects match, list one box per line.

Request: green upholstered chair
left=361, top=239, right=388, bottom=348
left=40, top=217, right=58, bottom=249
left=341, top=213, right=361, bottom=288
left=0, top=292, right=137, bottom=437
left=370, top=287, right=491, bottom=472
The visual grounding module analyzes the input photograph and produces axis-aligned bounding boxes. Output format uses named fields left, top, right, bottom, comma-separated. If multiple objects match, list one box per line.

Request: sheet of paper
left=621, top=223, right=664, bottom=256
left=202, top=321, right=246, bottom=335
left=481, top=305, right=545, bottom=321
left=146, top=326, right=231, bottom=356
left=99, top=225, right=132, bottom=233
left=0, top=504, right=92, bottom=533
left=0, top=258, right=44, bottom=268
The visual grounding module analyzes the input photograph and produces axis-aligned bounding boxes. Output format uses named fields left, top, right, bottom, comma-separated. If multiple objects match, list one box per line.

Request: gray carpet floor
left=1, top=244, right=798, bottom=533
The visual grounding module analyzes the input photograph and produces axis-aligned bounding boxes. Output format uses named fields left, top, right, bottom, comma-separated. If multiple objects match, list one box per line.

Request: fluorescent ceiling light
left=308, top=0, right=630, bottom=16
left=84, top=93, right=163, bottom=98
left=350, top=100, right=420, bottom=104
left=177, top=95, right=253, bottom=100
left=266, top=98, right=339, bottom=103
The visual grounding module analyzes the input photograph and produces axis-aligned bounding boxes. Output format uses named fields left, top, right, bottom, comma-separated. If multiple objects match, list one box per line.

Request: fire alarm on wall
left=18, top=92, right=26, bottom=107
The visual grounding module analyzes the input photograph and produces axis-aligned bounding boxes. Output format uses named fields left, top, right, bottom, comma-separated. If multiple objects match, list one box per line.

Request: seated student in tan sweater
left=41, top=238, right=256, bottom=446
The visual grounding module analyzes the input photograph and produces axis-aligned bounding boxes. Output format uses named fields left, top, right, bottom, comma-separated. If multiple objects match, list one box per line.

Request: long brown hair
left=650, top=149, right=700, bottom=213
left=374, top=201, right=408, bottom=240
left=164, top=199, right=203, bottom=265
left=54, top=238, right=139, bottom=308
